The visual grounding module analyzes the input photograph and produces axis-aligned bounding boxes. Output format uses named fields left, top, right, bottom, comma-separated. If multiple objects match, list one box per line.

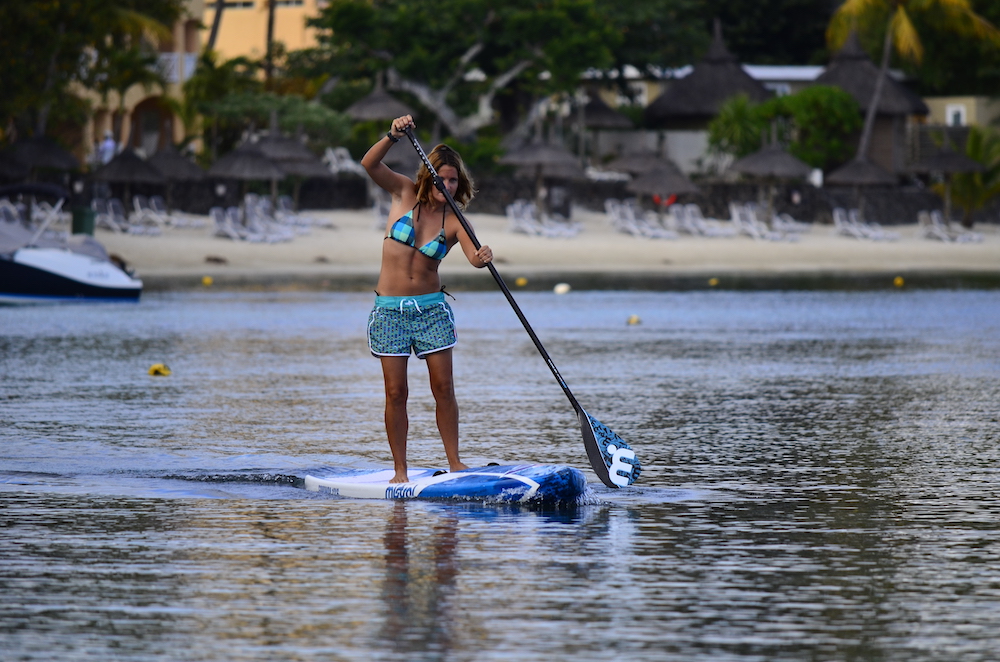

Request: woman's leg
left=380, top=355, right=410, bottom=483
left=424, top=349, right=469, bottom=472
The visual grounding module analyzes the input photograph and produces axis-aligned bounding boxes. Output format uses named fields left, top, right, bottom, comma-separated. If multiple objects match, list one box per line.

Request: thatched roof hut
left=730, top=145, right=812, bottom=180
left=148, top=145, right=204, bottom=182
left=93, top=149, right=165, bottom=185
left=345, top=86, right=415, bottom=122
left=813, top=32, right=928, bottom=116
left=645, top=20, right=770, bottom=128
left=826, top=158, right=896, bottom=186
left=581, top=94, right=633, bottom=130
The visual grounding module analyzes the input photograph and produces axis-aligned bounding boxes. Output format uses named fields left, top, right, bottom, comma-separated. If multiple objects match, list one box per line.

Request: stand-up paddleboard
left=402, top=128, right=641, bottom=489
left=304, top=464, right=587, bottom=503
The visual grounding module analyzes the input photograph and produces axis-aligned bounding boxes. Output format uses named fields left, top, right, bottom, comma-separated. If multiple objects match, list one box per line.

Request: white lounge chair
left=729, top=202, right=787, bottom=241
left=848, top=209, right=898, bottom=241
left=929, top=210, right=983, bottom=243
left=679, top=203, right=738, bottom=237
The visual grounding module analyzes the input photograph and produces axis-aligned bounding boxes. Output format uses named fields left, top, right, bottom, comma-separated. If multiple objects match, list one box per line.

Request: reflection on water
left=2, top=290, right=1000, bottom=660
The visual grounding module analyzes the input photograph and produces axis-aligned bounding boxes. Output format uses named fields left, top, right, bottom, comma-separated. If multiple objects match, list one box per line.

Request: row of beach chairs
left=210, top=193, right=334, bottom=243
left=917, top=210, right=983, bottom=243
left=506, top=199, right=582, bottom=238
left=91, top=195, right=206, bottom=235
left=603, top=199, right=810, bottom=242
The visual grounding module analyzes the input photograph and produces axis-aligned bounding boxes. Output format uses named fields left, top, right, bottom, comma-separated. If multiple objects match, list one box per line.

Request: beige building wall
left=923, top=96, right=1000, bottom=128
left=203, top=0, right=324, bottom=61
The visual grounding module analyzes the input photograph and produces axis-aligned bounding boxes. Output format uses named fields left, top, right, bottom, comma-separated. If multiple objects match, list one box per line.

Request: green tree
left=707, top=87, right=862, bottom=171
left=182, top=52, right=262, bottom=159
left=827, top=0, right=1000, bottom=163
left=0, top=0, right=182, bottom=140
left=945, top=126, right=1000, bottom=227
left=303, top=0, right=617, bottom=140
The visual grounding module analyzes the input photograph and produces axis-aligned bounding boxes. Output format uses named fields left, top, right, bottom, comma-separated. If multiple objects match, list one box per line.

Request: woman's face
left=432, top=165, right=459, bottom=203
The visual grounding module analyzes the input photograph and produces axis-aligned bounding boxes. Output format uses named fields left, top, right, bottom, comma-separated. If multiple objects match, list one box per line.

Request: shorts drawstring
left=399, top=298, right=422, bottom=314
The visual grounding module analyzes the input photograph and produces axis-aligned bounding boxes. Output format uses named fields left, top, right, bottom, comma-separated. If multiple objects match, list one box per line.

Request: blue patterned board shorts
left=368, top=292, right=457, bottom=359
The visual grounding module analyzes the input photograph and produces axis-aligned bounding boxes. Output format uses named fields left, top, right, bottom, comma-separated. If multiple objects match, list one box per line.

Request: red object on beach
left=665, top=194, right=677, bottom=206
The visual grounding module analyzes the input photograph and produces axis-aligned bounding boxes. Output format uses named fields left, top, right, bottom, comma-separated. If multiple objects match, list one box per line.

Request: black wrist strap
left=386, top=132, right=399, bottom=143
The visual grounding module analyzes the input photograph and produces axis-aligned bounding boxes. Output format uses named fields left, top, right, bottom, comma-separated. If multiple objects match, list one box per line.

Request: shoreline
left=99, top=207, right=1000, bottom=292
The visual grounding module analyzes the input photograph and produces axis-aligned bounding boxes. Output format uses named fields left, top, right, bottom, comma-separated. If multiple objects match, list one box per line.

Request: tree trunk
left=207, top=0, right=225, bottom=52
left=854, top=18, right=895, bottom=162
left=265, top=0, right=276, bottom=87
left=36, top=22, right=66, bottom=136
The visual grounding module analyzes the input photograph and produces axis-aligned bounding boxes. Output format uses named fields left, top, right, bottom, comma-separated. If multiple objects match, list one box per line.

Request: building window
left=764, top=82, right=791, bottom=97
left=275, top=0, right=304, bottom=6
left=222, top=1, right=254, bottom=8
left=945, top=103, right=967, bottom=127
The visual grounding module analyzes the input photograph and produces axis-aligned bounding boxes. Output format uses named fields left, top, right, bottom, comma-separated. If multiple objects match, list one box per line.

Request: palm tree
left=828, top=0, right=1000, bottom=162
left=947, top=126, right=1000, bottom=227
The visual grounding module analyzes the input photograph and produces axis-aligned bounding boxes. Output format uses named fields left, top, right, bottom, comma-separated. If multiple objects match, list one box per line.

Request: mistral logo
left=385, top=484, right=416, bottom=499
left=606, top=444, right=636, bottom=487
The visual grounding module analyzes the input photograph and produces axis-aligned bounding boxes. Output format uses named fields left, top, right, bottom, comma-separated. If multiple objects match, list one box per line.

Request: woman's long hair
left=414, top=144, right=476, bottom=209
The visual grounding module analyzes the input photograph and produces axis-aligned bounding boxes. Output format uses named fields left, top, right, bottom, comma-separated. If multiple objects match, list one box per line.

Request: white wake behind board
left=304, top=464, right=586, bottom=503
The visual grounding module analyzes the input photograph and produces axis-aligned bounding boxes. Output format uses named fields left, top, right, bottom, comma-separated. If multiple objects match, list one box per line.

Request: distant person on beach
left=361, top=115, right=493, bottom=484
left=98, top=131, right=117, bottom=164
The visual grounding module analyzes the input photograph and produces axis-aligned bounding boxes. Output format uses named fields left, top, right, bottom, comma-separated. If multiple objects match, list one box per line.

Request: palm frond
left=891, top=6, right=923, bottom=63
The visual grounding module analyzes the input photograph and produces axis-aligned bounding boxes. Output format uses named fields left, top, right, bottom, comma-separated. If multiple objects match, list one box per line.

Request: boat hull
left=0, top=248, right=142, bottom=304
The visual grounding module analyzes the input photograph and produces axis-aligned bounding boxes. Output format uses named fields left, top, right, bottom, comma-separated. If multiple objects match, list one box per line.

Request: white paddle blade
left=579, top=410, right=641, bottom=488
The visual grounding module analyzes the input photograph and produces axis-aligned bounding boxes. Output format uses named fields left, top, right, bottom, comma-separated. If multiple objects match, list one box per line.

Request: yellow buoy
left=148, top=363, right=171, bottom=376
left=202, top=276, right=213, bottom=287
left=894, top=276, right=905, bottom=288
left=627, top=315, right=641, bottom=326
left=515, top=277, right=528, bottom=287
left=708, top=277, right=719, bottom=287
left=553, top=283, right=571, bottom=295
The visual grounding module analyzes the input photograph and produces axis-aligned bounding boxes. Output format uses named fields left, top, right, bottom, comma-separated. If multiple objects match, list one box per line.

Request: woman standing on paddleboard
left=361, top=115, right=493, bottom=484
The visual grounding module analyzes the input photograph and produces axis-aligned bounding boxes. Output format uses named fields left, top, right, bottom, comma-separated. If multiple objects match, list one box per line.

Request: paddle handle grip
left=402, top=127, right=581, bottom=413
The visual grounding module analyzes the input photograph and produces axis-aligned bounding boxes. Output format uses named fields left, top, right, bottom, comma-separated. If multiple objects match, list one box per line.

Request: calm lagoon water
left=2, top=289, right=999, bottom=661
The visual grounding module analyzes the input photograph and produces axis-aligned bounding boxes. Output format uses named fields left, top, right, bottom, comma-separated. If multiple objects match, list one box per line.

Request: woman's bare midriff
left=375, top=239, right=444, bottom=296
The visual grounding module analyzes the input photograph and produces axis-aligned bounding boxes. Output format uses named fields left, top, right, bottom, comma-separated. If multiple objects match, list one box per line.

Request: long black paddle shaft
left=403, top=128, right=583, bottom=415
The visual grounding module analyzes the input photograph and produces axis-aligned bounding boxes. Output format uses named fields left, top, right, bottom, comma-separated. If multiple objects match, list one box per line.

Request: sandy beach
left=97, top=207, right=1000, bottom=291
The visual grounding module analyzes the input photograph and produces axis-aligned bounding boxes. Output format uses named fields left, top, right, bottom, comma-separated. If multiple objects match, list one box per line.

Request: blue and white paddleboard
left=304, top=464, right=587, bottom=503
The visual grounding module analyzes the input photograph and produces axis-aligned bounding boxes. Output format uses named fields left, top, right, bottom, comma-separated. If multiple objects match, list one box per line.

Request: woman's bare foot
left=450, top=462, right=469, bottom=473
left=390, top=470, right=409, bottom=483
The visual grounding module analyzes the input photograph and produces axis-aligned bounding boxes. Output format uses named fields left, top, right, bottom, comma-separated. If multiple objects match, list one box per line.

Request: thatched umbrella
left=148, top=144, right=205, bottom=182
left=500, top=141, right=584, bottom=213
left=606, top=151, right=677, bottom=175
left=627, top=162, right=699, bottom=223
left=645, top=19, right=770, bottom=128
left=581, top=94, right=633, bottom=130
left=910, top=145, right=984, bottom=224
left=93, top=148, right=166, bottom=207
left=148, top=145, right=204, bottom=211
left=208, top=144, right=286, bottom=204
left=253, top=134, right=333, bottom=209
left=0, top=150, right=29, bottom=181
left=627, top=164, right=698, bottom=197
left=827, top=157, right=897, bottom=221
left=729, top=144, right=811, bottom=222
left=208, top=144, right=285, bottom=181
left=345, top=86, right=415, bottom=122
left=11, top=136, right=80, bottom=173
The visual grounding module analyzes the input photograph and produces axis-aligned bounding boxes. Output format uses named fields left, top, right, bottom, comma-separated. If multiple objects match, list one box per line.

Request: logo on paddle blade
left=586, top=413, right=641, bottom=487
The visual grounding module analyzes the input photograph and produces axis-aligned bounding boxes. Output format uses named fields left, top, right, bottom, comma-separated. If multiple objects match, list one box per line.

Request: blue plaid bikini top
left=385, top=203, right=448, bottom=261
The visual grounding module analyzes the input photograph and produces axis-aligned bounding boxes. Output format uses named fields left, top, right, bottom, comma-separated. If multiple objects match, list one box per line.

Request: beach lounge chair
left=211, top=206, right=242, bottom=241
left=612, top=199, right=676, bottom=239
left=507, top=199, right=581, bottom=238
left=772, top=212, right=811, bottom=234
left=929, top=210, right=983, bottom=243
left=729, top=202, right=787, bottom=241
left=848, top=209, right=898, bottom=241
left=91, top=198, right=124, bottom=233
left=680, top=203, right=738, bottom=237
